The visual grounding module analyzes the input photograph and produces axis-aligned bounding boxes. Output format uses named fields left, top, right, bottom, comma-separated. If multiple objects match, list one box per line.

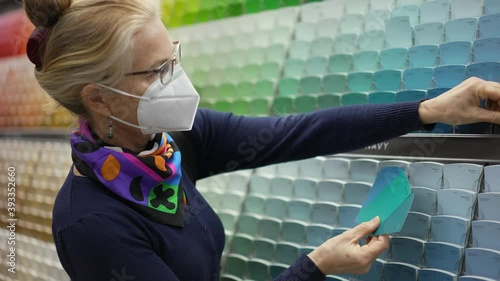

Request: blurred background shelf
left=0, top=127, right=71, bottom=139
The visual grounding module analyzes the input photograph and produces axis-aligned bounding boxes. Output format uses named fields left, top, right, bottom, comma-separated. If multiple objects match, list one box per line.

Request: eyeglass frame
left=124, top=40, right=181, bottom=85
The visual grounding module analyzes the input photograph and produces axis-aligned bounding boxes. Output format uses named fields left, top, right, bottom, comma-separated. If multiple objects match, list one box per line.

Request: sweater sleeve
left=54, top=214, right=181, bottom=281
left=189, top=102, right=427, bottom=179
left=274, top=254, right=326, bottom=281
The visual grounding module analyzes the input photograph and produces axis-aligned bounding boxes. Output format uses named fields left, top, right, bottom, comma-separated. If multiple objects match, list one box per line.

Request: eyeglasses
left=124, top=40, right=181, bottom=85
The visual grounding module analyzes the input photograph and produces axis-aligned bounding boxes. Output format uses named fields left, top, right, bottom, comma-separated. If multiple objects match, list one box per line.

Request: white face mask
left=99, top=66, right=200, bottom=134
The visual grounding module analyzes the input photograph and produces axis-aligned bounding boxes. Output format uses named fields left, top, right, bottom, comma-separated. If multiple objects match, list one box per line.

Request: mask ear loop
left=98, top=83, right=150, bottom=100
left=98, top=84, right=153, bottom=132
left=109, top=115, right=149, bottom=131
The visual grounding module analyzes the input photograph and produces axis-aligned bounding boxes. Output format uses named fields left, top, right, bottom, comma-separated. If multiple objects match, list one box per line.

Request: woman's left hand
left=419, top=77, right=500, bottom=126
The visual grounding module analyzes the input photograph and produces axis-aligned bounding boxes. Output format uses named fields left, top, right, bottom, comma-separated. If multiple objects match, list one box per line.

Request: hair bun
left=23, top=0, right=72, bottom=28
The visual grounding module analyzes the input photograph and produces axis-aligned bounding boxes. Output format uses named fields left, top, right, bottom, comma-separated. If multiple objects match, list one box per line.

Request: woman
left=23, top=0, right=500, bottom=280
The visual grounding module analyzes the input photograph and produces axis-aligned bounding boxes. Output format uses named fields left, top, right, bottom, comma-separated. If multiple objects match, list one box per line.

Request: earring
left=107, top=120, right=114, bottom=139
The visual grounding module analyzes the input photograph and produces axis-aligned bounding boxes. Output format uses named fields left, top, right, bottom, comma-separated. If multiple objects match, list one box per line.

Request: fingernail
left=370, top=216, right=379, bottom=223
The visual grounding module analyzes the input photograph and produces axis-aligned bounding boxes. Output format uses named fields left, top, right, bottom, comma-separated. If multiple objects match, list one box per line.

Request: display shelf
left=339, top=133, right=500, bottom=164
left=0, top=127, right=70, bottom=140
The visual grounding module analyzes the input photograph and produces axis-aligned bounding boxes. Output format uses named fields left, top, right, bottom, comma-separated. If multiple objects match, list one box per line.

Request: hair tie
left=27, top=27, right=49, bottom=70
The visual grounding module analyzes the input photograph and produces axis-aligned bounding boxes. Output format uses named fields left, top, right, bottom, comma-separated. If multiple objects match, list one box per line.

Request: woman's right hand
left=419, top=77, right=500, bottom=126
left=307, top=216, right=389, bottom=275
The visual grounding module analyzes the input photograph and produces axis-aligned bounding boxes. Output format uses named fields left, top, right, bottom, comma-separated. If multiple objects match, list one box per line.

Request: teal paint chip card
left=355, top=166, right=414, bottom=235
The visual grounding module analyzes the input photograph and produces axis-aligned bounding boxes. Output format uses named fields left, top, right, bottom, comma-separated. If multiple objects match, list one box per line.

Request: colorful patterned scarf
left=70, top=119, right=186, bottom=227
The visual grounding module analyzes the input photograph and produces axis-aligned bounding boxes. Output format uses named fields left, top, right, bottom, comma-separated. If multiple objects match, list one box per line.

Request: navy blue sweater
left=52, top=102, right=427, bottom=281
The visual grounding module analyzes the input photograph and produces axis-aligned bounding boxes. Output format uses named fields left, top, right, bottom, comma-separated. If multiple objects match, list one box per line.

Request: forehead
left=131, top=18, right=172, bottom=69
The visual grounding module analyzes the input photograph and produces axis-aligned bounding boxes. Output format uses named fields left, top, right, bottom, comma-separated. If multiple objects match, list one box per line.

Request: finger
left=486, top=99, right=500, bottom=111
left=473, top=107, right=500, bottom=125
left=370, top=234, right=390, bottom=246
left=363, top=235, right=390, bottom=257
left=476, top=80, right=500, bottom=102
left=365, top=236, right=373, bottom=245
left=347, top=216, right=380, bottom=241
left=486, top=100, right=492, bottom=110
left=485, top=80, right=500, bottom=91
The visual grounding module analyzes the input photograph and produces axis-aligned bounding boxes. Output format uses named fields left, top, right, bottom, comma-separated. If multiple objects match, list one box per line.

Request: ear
left=81, top=84, right=112, bottom=117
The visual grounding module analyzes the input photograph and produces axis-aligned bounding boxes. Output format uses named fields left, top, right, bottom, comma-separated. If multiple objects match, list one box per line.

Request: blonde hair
left=23, top=0, right=160, bottom=117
